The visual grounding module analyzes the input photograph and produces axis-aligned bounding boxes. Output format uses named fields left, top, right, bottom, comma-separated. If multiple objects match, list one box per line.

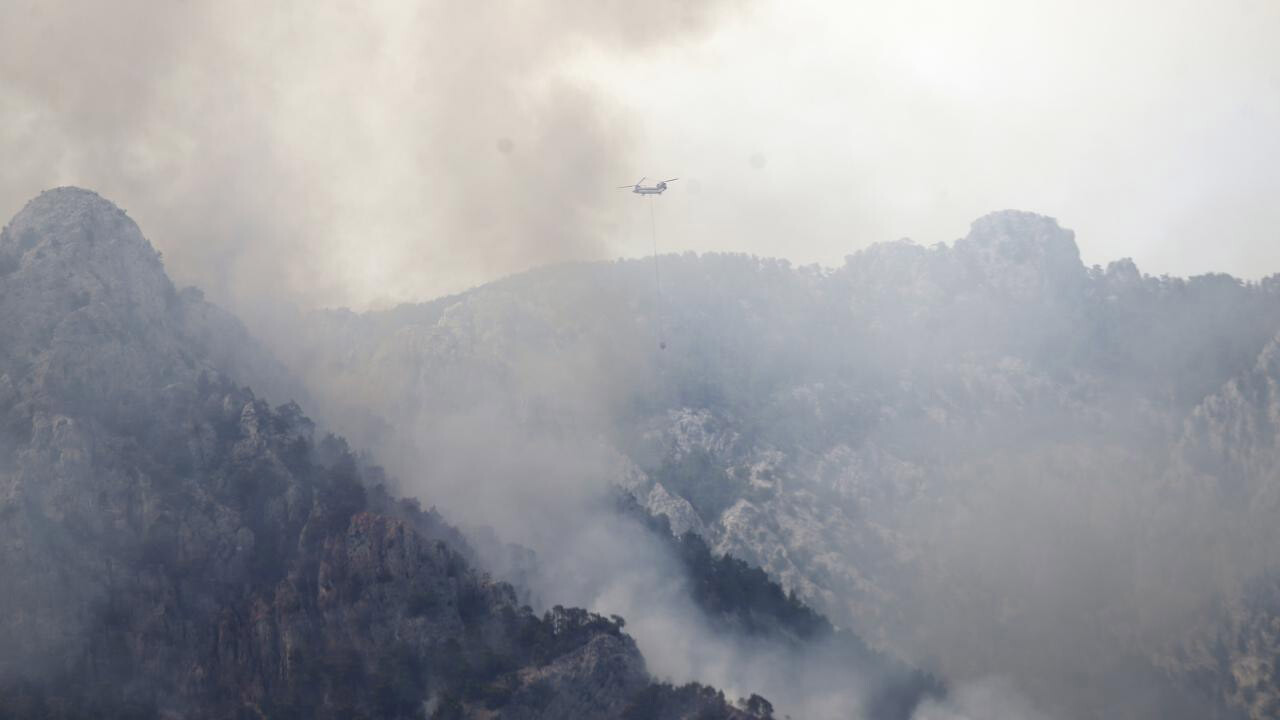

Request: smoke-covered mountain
left=0, top=188, right=779, bottom=719
left=10, top=186, right=1279, bottom=719
left=264, top=210, right=1280, bottom=719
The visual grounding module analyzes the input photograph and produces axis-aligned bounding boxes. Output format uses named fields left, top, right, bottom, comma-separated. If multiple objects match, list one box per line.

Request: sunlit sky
left=595, top=0, right=1280, bottom=281
left=2, top=0, right=1278, bottom=309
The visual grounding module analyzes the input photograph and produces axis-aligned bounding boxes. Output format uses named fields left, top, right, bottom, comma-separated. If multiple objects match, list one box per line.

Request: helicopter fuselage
left=618, top=177, right=677, bottom=195
left=631, top=183, right=668, bottom=195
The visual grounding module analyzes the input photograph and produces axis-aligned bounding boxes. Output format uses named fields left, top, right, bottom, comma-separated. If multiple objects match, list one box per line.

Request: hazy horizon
left=3, top=0, right=1278, bottom=314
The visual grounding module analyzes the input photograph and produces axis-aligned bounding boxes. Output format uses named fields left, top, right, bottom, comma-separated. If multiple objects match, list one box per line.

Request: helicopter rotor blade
left=637, top=177, right=646, bottom=186
left=616, top=185, right=636, bottom=189
left=661, top=178, right=679, bottom=183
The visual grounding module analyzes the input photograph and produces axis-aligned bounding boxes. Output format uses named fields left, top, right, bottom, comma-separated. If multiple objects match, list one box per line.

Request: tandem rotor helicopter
left=617, top=175, right=679, bottom=350
left=616, top=176, right=678, bottom=195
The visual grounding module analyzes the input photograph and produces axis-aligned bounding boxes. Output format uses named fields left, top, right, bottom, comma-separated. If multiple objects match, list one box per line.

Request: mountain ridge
left=0, top=188, right=768, bottom=719
left=259, top=209, right=1280, bottom=719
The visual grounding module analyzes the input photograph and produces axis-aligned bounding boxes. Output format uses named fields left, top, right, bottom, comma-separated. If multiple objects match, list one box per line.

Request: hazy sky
left=2, top=0, right=1278, bottom=310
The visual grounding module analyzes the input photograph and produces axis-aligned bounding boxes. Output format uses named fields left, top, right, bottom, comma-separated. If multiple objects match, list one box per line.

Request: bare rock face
left=0, top=187, right=173, bottom=337
left=0, top=188, right=300, bottom=460
left=0, top=189, right=182, bottom=431
left=837, top=209, right=1086, bottom=306
left=954, top=210, right=1086, bottom=303
left=0, top=188, right=766, bottom=719
left=1151, top=337, right=1280, bottom=720
left=505, top=633, right=649, bottom=720
left=1177, top=337, right=1280, bottom=502
left=644, top=482, right=706, bottom=538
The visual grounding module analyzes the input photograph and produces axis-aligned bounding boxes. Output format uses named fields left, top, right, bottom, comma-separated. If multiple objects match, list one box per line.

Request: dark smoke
left=0, top=1, right=746, bottom=314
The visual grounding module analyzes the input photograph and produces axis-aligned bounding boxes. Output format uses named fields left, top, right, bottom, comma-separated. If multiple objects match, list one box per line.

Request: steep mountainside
left=0, top=188, right=764, bottom=719
left=619, top=496, right=945, bottom=720
left=1149, top=337, right=1280, bottom=720
left=268, top=210, right=1280, bottom=719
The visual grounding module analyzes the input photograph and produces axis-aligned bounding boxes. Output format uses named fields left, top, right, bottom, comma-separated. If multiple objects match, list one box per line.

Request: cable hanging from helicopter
left=616, top=177, right=678, bottom=350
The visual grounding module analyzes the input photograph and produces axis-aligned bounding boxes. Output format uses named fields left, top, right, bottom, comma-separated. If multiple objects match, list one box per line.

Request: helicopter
left=616, top=177, right=678, bottom=195
left=616, top=177, right=676, bottom=351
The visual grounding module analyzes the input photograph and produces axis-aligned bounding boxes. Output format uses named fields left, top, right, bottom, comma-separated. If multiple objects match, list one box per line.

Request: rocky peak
left=837, top=210, right=1087, bottom=309
left=954, top=210, right=1086, bottom=301
left=0, top=187, right=173, bottom=319
left=0, top=188, right=307, bottom=421
left=0, top=188, right=184, bottom=404
left=1105, top=257, right=1142, bottom=285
